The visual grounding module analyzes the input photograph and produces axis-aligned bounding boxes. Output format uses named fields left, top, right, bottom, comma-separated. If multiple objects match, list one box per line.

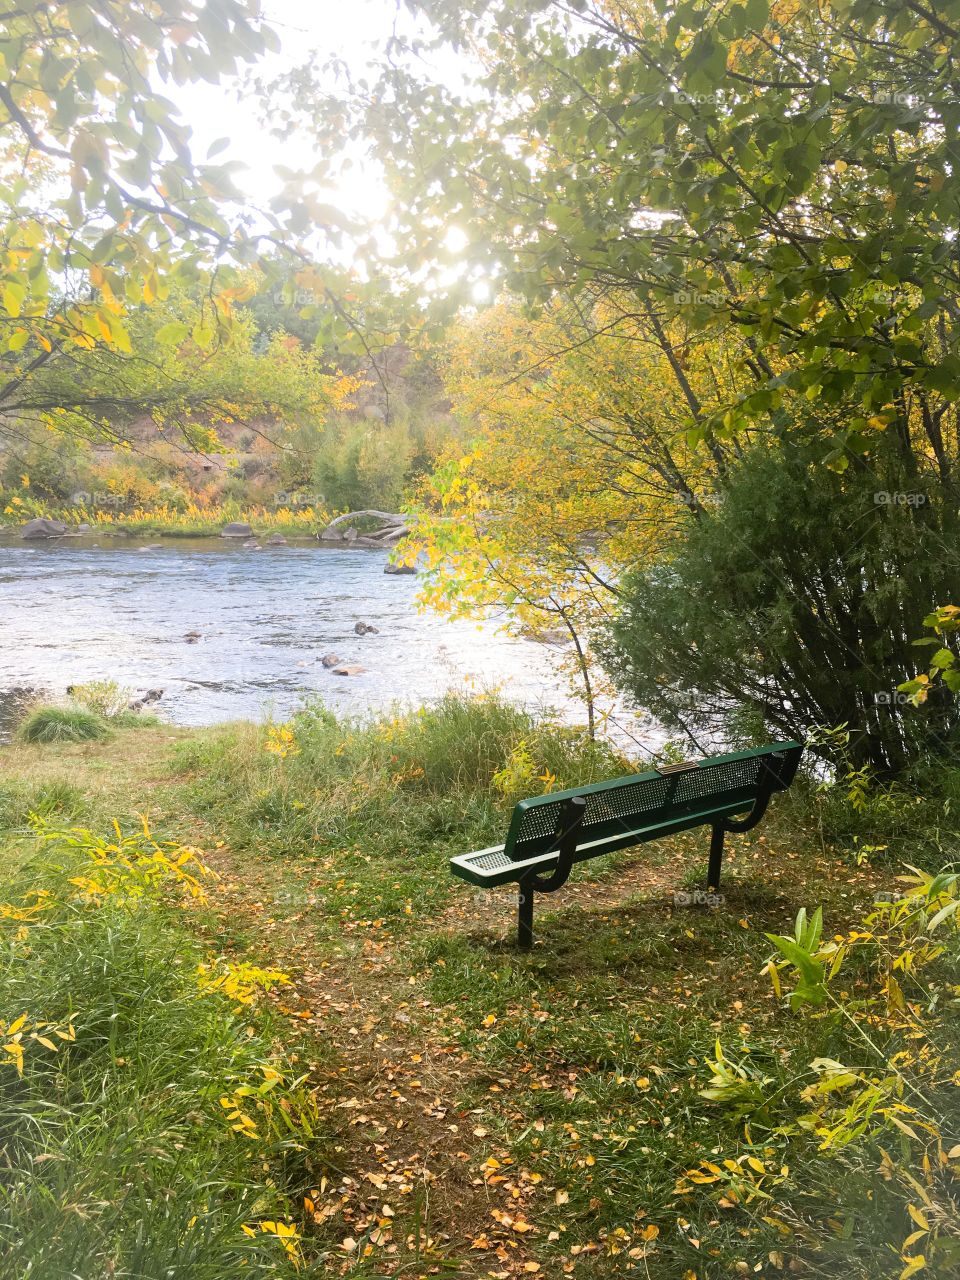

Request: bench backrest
left=503, top=742, right=803, bottom=863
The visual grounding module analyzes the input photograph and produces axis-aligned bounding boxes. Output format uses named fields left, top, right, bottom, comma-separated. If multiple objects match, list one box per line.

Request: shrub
left=602, top=442, right=960, bottom=777
left=66, top=680, right=132, bottom=719
left=693, top=871, right=960, bottom=1278
left=18, top=706, right=109, bottom=744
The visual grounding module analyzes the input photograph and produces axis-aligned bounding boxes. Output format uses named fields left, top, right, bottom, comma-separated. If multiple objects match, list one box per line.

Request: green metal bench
left=450, top=741, right=803, bottom=948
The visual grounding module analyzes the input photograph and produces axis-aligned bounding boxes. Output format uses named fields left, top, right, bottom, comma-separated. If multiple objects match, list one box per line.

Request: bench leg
left=518, top=880, right=534, bottom=950
left=707, top=823, right=724, bottom=891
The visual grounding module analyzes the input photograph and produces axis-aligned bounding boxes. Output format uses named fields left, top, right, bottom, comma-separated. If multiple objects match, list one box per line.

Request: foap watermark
left=874, top=491, right=927, bottom=508
left=671, top=88, right=733, bottom=106
left=71, top=490, right=128, bottom=510
left=271, top=490, right=324, bottom=511
left=871, top=89, right=928, bottom=108
left=673, top=287, right=726, bottom=307
left=673, top=888, right=724, bottom=908
left=272, top=288, right=324, bottom=307
left=873, top=690, right=913, bottom=708
left=675, top=490, right=723, bottom=509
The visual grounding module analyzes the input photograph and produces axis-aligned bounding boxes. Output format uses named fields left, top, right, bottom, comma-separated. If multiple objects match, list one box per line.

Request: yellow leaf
left=908, top=1205, right=930, bottom=1231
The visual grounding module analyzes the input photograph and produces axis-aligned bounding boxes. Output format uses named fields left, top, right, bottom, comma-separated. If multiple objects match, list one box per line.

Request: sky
left=171, top=0, right=431, bottom=225
left=166, top=0, right=485, bottom=295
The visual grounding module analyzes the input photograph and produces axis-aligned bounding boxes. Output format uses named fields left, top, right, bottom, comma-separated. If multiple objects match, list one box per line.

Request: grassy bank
left=0, top=498, right=328, bottom=538
left=1, top=701, right=959, bottom=1278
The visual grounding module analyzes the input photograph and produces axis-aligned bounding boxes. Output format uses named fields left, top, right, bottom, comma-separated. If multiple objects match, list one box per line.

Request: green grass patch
left=17, top=705, right=109, bottom=743
left=0, top=823, right=324, bottom=1278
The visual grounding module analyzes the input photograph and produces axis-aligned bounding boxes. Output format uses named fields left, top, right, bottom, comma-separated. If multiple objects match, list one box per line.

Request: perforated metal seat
left=449, top=742, right=803, bottom=946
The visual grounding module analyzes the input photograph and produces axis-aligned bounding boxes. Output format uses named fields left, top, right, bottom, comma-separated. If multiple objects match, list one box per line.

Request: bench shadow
left=466, top=877, right=802, bottom=977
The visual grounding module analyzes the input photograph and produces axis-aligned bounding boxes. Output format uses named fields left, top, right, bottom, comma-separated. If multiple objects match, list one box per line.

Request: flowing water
left=0, top=536, right=658, bottom=749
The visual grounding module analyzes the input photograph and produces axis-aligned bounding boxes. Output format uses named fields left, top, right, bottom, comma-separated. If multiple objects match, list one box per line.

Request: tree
left=402, top=298, right=734, bottom=735
left=0, top=286, right=357, bottom=449
left=287, top=0, right=960, bottom=766
left=0, top=0, right=377, bottom=452
left=314, top=0, right=960, bottom=467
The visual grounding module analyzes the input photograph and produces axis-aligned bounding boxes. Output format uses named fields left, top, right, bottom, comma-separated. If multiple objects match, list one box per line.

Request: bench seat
left=450, top=795, right=776, bottom=888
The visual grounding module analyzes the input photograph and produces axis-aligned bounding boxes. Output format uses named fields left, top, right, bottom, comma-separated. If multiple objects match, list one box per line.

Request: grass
left=0, top=823, right=319, bottom=1278
left=0, top=499, right=328, bottom=539
left=17, top=705, right=109, bottom=743
left=0, top=697, right=958, bottom=1278
left=13, top=686, right=165, bottom=750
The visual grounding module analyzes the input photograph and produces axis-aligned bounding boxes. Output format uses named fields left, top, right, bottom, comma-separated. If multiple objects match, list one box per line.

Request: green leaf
left=155, top=321, right=189, bottom=346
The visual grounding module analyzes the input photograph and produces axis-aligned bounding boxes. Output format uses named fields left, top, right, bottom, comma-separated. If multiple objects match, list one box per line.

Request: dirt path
left=200, top=836, right=735, bottom=1276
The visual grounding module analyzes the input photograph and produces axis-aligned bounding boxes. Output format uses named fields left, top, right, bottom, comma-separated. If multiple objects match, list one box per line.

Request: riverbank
left=2, top=706, right=959, bottom=1278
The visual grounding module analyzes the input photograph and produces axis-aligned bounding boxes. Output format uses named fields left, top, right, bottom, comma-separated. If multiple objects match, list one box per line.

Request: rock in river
left=320, top=653, right=342, bottom=668
left=332, top=664, right=366, bottom=676
left=354, top=621, right=379, bottom=635
left=21, top=518, right=67, bottom=540
left=384, top=562, right=416, bottom=575
left=320, top=510, right=408, bottom=546
left=128, top=688, right=164, bottom=711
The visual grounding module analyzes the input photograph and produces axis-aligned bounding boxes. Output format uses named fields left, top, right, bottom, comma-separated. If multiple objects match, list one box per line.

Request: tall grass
left=17, top=705, right=108, bottom=743
left=0, top=825, right=320, bottom=1277
left=174, top=693, right=632, bottom=860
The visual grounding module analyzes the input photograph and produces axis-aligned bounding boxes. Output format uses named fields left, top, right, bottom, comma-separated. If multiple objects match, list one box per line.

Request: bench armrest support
left=721, top=785, right=773, bottom=834
left=525, top=795, right=587, bottom=893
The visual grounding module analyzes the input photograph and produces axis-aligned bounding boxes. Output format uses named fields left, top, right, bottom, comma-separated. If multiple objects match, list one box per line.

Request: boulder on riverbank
left=221, top=522, right=253, bottom=538
left=21, top=518, right=67, bottom=540
left=265, top=533, right=287, bottom=546
left=128, top=688, right=164, bottom=711
left=320, top=510, right=408, bottom=547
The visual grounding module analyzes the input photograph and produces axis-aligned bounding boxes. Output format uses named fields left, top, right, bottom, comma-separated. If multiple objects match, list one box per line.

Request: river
left=0, top=536, right=656, bottom=748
